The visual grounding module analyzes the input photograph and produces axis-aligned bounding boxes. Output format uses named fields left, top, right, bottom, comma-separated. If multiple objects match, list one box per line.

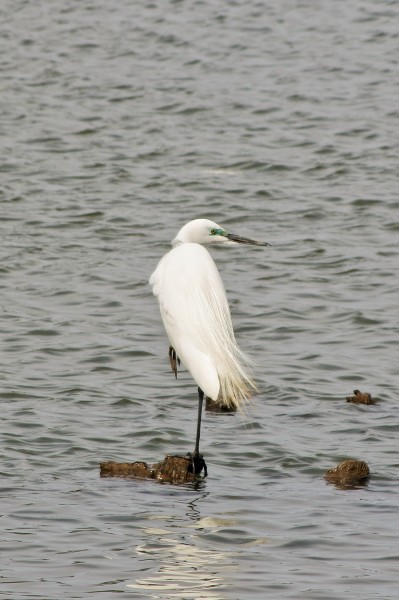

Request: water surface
left=1, top=0, right=398, bottom=598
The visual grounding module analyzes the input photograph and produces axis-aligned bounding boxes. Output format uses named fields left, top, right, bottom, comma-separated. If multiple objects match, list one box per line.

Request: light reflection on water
left=128, top=494, right=270, bottom=599
left=131, top=512, right=238, bottom=599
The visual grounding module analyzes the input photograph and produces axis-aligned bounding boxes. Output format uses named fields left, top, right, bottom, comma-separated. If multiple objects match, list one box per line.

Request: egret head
left=172, top=219, right=269, bottom=247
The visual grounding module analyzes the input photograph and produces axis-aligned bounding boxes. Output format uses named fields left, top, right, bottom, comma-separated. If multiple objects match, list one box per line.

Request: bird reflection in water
left=128, top=511, right=238, bottom=599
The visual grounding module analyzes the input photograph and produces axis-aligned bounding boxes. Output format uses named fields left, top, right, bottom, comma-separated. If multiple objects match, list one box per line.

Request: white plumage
left=150, top=218, right=269, bottom=473
left=151, top=240, right=253, bottom=409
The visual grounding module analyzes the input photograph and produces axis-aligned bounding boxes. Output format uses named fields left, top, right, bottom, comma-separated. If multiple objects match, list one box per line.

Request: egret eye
left=210, top=228, right=225, bottom=236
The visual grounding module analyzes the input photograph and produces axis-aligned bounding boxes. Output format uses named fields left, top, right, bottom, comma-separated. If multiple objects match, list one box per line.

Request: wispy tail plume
left=194, top=286, right=257, bottom=412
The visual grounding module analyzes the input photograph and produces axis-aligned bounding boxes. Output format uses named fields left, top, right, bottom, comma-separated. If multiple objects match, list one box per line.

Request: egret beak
left=226, top=232, right=270, bottom=246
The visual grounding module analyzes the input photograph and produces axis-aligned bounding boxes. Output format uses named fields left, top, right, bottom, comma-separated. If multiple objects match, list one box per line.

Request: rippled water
left=1, top=0, right=399, bottom=598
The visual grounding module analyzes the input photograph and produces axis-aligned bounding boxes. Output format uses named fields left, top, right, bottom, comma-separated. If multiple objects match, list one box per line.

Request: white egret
left=150, top=219, right=269, bottom=475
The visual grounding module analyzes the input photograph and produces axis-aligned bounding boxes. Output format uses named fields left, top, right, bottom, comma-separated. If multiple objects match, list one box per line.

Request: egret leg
left=168, top=346, right=180, bottom=379
left=194, top=387, right=204, bottom=455
left=188, top=387, right=208, bottom=477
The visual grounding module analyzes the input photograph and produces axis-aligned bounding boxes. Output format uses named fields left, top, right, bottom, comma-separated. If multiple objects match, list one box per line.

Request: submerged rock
left=100, top=455, right=198, bottom=484
left=325, top=459, right=370, bottom=489
left=346, top=389, right=375, bottom=405
left=205, top=396, right=237, bottom=412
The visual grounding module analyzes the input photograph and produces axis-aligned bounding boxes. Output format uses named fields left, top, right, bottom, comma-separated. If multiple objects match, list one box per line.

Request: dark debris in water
left=205, top=396, right=237, bottom=412
left=325, top=459, right=370, bottom=490
left=346, top=389, right=376, bottom=405
left=100, top=455, right=199, bottom=485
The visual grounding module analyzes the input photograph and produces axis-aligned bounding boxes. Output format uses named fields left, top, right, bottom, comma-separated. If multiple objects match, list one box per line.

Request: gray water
left=1, top=0, right=399, bottom=598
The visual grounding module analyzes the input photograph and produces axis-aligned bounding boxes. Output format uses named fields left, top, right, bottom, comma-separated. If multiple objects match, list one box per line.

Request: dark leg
left=168, top=346, right=180, bottom=379
left=188, top=387, right=207, bottom=476
left=194, top=386, right=204, bottom=455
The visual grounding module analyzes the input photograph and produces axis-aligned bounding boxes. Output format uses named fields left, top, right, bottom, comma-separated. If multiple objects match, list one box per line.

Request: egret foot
left=187, top=452, right=208, bottom=477
left=169, top=346, right=180, bottom=378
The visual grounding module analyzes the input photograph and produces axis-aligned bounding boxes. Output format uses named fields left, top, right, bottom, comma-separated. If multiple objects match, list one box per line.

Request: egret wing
left=150, top=243, right=255, bottom=407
